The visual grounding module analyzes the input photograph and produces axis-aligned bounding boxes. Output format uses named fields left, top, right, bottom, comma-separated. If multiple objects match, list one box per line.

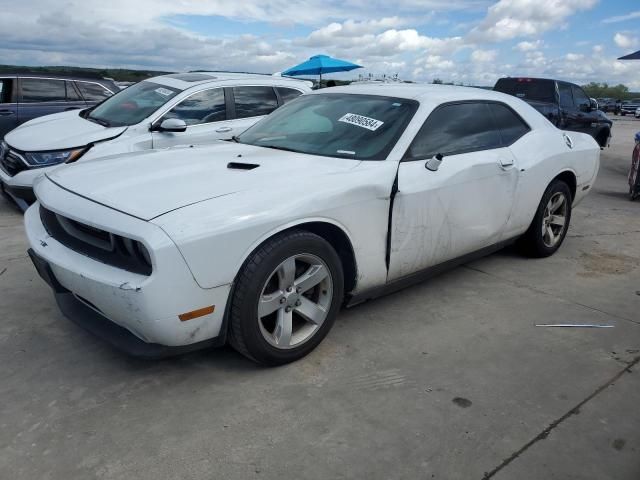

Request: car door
left=388, top=101, right=519, bottom=281
left=151, top=87, right=234, bottom=149
left=557, top=82, right=595, bottom=136
left=0, top=77, right=18, bottom=139
left=17, top=77, right=84, bottom=125
left=570, top=85, right=599, bottom=137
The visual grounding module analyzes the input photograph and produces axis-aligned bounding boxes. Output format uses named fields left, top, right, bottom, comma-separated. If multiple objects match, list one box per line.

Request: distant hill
left=0, top=65, right=172, bottom=82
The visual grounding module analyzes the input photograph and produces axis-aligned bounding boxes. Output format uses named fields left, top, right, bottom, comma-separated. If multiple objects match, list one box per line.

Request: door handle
left=215, top=127, right=232, bottom=133
left=499, top=157, right=514, bottom=169
left=0, top=110, right=15, bottom=116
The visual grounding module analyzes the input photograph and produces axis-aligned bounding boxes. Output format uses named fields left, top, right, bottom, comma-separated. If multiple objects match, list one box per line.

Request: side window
left=76, top=82, right=112, bottom=102
left=65, top=81, right=82, bottom=101
left=405, top=102, right=501, bottom=160
left=20, top=78, right=66, bottom=102
left=0, top=79, right=14, bottom=103
left=571, top=86, right=590, bottom=110
left=276, top=87, right=303, bottom=104
left=558, top=83, right=574, bottom=109
left=232, top=86, right=278, bottom=119
left=488, top=103, right=530, bottom=146
left=163, top=88, right=226, bottom=125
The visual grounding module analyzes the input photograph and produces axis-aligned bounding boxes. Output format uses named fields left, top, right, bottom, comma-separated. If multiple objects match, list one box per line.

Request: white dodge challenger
left=25, top=84, right=600, bottom=364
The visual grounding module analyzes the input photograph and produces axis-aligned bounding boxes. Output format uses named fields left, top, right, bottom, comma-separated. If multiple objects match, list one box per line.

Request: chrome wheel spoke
left=273, top=308, right=293, bottom=346
left=294, top=264, right=328, bottom=293
left=549, top=194, right=565, bottom=213
left=545, top=224, right=555, bottom=245
left=259, top=291, right=284, bottom=317
left=277, top=257, right=296, bottom=289
left=549, top=215, right=565, bottom=227
left=295, top=296, right=327, bottom=326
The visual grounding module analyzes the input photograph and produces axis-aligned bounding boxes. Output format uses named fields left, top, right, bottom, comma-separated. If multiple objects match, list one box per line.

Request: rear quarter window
left=76, top=81, right=113, bottom=102
left=494, top=78, right=556, bottom=103
left=276, top=87, right=303, bottom=104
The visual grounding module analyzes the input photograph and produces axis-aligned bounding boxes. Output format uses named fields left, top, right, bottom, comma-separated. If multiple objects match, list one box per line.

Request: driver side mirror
left=589, top=98, right=598, bottom=111
left=155, top=118, right=187, bottom=133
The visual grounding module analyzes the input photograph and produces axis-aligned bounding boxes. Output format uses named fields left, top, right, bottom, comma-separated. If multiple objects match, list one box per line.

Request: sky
left=1, top=0, right=639, bottom=87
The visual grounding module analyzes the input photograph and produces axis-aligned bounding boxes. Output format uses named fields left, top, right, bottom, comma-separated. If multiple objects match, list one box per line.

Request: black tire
left=228, top=229, right=344, bottom=365
left=518, top=180, right=572, bottom=258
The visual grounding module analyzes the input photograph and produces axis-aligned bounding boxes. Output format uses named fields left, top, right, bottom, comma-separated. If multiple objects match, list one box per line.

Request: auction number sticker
left=155, top=87, right=174, bottom=97
left=338, top=113, right=384, bottom=131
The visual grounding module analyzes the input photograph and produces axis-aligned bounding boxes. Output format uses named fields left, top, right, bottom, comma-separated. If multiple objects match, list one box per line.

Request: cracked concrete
left=1, top=119, right=639, bottom=479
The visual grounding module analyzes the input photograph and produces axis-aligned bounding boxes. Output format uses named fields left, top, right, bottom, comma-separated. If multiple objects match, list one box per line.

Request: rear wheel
left=228, top=230, right=344, bottom=365
left=519, top=180, right=572, bottom=258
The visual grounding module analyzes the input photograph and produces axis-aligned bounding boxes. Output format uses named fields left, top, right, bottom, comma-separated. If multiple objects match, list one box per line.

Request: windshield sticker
left=338, top=113, right=384, bottom=131
left=337, top=150, right=356, bottom=155
left=155, top=87, right=174, bottom=97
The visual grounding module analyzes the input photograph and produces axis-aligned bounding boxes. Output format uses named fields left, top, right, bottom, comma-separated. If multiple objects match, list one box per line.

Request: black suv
left=0, top=73, right=118, bottom=139
left=494, top=77, right=612, bottom=148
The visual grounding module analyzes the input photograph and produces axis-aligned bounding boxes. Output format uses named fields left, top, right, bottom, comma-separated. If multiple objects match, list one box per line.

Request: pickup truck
left=620, top=99, right=640, bottom=116
left=494, top=77, right=612, bottom=148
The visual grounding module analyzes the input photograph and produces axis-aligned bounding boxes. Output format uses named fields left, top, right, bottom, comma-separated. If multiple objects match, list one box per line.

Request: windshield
left=237, top=93, right=418, bottom=160
left=86, top=81, right=181, bottom=127
left=494, top=78, right=556, bottom=103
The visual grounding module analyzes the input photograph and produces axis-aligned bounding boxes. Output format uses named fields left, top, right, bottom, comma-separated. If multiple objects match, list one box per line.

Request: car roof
left=148, top=71, right=312, bottom=90
left=0, top=72, right=112, bottom=82
left=307, top=83, right=554, bottom=129
left=310, top=83, right=520, bottom=102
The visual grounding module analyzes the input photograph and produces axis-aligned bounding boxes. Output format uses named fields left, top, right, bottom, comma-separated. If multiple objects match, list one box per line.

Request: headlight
left=24, top=147, right=86, bottom=167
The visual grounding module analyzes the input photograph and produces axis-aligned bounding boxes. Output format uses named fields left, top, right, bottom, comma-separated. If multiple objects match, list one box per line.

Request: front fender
left=152, top=161, right=398, bottom=292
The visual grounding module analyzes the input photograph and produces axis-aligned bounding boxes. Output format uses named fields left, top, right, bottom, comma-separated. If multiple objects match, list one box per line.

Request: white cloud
left=471, top=49, right=498, bottom=62
left=514, top=40, right=542, bottom=52
left=613, top=32, right=639, bottom=49
left=468, top=0, right=598, bottom=42
left=602, top=10, right=640, bottom=24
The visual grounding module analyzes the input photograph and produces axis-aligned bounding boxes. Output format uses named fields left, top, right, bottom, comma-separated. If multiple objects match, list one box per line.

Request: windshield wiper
left=86, top=116, right=111, bottom=128
left=229, top=135, right=240, bottom=143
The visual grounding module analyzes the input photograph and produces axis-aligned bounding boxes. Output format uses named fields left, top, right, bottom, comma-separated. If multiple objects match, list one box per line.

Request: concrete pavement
left=1, top=119, right=639, bottom=479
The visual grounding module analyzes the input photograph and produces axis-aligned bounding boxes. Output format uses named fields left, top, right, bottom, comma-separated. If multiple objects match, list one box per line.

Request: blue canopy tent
left=618, top=50, right=640, bottom=60
left=282, top=55, right=363, bottom=87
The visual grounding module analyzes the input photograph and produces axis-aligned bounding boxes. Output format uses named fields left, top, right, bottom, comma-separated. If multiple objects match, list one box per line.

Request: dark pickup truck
left=494, top=77, right=611, bottom=148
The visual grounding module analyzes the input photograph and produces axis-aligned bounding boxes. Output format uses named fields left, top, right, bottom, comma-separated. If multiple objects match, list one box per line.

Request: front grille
left=40, top=206, right=152, bottom=275
left=0, top=150, right=28, bottom=177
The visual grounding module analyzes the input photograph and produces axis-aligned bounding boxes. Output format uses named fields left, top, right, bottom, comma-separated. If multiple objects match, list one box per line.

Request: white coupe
left=25, top=84, right=600, bottom=364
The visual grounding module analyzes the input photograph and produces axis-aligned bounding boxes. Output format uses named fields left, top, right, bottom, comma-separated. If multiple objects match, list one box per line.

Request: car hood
left=5, top=109, right=127, bottom=151
left=45, top=143, right=362, bottom=221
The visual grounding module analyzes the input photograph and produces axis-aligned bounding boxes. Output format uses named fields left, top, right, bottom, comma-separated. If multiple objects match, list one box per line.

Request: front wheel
left=228, top=230, right=344, bottom=365
left=519, top=180, right=572, bottom=258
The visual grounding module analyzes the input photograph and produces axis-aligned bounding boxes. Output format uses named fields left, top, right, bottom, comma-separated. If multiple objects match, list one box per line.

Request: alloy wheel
left=541, top=192, right=568, bottom=248
left=257, top=253, right=333, bottom=349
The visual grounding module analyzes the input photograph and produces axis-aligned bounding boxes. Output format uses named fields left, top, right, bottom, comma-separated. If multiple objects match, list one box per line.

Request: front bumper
left=29, top=248, right=223, bottom=357
left=0, top=165, right=48, bottom=210
left=25, top=182, right=232, bottom=355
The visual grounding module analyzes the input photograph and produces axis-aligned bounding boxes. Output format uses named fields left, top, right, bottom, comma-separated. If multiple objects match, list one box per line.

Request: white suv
left=0, top=72, right=311, bottom=209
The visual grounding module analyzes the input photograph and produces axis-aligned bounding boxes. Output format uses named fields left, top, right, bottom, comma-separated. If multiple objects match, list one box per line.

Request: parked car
left=25, top=84, right=600, bottom=364
left=596, top=97, right=616, bottom=113
left=1, top=72, right=311, bottom=209
left=0, top=73, right=116, bottom=140
left=493, top=77, right=612, bottom=148
left=620, top=99, right=640, bottom=116
left=635, top=107, right=640, bottom=119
